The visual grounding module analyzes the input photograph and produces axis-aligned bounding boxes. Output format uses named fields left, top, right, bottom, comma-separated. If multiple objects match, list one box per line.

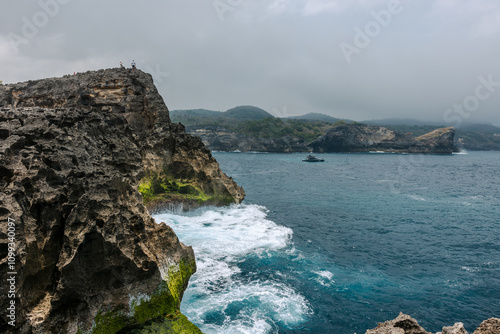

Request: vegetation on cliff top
left=234, top=117, right=332, bottom=141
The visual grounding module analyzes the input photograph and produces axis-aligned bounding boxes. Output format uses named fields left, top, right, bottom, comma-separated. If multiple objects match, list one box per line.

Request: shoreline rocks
left=365, top=313, right=500, bottom=334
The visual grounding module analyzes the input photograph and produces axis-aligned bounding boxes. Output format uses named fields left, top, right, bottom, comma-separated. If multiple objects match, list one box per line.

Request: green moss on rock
left=138, top=171, right=236, bottom=209
left=124, top=313, right=203, bottom=334
left=84, top=260, right=201, bottom=334
left=165, top=260, right=195, bottom=307
left=131, top=282, right=177, bottom=324
left=91, top=308, right=129, bottom=334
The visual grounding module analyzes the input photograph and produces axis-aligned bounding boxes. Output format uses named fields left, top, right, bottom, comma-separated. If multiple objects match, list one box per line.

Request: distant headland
left=171, top=107, right=462, bottom=154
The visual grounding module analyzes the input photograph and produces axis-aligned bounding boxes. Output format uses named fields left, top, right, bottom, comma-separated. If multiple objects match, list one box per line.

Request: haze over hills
left=171, top=106, right=273, bottom=122
left=286, top=113, right=345, bottom=123
left=172, top=106, right=500, bottom=131
left=363, top=118, right=447, bottom=127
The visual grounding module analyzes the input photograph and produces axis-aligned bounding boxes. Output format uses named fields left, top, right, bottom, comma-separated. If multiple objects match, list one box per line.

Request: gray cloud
left=1, top=0, right=499, bottom=125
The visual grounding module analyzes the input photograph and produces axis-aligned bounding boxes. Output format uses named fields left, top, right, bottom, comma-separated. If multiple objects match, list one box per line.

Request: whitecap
left=313, top=270, right=335, bottom=286
left=153, top=204, right=310, bottom=334
left=406, top=194, right=427, bottom=202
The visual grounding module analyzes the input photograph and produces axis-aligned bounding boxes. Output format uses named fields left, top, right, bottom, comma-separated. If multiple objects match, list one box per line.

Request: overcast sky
left=1, top=0, right=499, bottom=125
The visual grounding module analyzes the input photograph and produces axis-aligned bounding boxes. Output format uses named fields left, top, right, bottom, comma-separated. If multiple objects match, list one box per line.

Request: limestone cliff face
left=183, top=123, right=458, bottom=154
left=365, top=313, right=500, bottom=334
left=188, top=125, right=310, bottom=153
left=0, top=69, right=243, bottom=333
left=414, top=127, right=458, bottom=154
left=309, top=124, right=458, bottom=154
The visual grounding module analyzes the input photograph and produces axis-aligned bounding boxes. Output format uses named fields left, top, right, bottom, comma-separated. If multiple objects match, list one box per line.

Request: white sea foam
left=153, top=204, right=310, bottom=334
left=406, top=194, right=427, bottom=202
left=313, top=270, right=335, bottom=286
left=453, top=149, right=468, bottom=155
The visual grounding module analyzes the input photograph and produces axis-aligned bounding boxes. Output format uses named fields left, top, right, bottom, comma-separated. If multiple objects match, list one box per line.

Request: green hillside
left=234, top=117, right=332, bottom=141
left=224, top=106, right=274, bottom=120
left=288, top=113, right=344, bottom=123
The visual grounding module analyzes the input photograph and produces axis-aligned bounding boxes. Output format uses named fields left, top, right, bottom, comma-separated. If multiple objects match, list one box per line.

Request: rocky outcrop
left=439, top=323, right=469, bottom=334
left=414, top=128, right=458, bottom=153
left=365, top=313, right=431, bottom=334
left=187, top=125, right=310, bottom=153
left=0, top=69, right=243, bottom=333
left=309, top=124, right=458, bottom=154
left=186, top=123, right=458, bottom=154
left=365, top=314, right=500, bottom=334
left=472, top=318, right=500, bottom=334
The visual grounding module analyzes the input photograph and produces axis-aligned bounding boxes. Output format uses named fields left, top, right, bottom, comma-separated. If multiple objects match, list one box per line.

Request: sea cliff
left=0, top=69, right=243, bottom=333
left=182, top=122, right=458, bottom=154
left=309, top=124, right=458, bottom=154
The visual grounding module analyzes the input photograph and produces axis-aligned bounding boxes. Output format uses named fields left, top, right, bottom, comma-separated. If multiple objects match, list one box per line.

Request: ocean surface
left=153, top=151, right=500, bottom=334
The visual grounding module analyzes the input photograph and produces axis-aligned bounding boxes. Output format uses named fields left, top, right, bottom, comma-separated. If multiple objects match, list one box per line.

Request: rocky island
left=0, top=69, right=243, bottom=333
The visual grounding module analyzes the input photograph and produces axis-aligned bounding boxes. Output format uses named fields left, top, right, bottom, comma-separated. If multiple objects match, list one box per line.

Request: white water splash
left=153, top=204, right=311, bottom=334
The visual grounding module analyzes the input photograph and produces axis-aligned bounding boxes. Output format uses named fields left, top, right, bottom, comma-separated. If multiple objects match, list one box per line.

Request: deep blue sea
left=153, top=151, right=500, bottom=334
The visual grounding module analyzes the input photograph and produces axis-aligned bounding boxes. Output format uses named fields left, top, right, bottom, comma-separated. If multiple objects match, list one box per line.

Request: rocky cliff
left=309, top=124, right=458, bottom=154
left=0, top=69, right=244, bottom=333
left=188, top=125, right=310, bottom=153
left=365, top=313, right=500, bottom=334
left=182, top=123, right=458, bottom=154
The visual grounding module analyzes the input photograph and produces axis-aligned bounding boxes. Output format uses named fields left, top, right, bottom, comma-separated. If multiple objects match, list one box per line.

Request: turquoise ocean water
left=153, top=151, right=500, bottom=333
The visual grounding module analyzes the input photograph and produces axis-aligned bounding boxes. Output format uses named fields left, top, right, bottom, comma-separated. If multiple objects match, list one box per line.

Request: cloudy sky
left=1, top=0, right=500, bottom=125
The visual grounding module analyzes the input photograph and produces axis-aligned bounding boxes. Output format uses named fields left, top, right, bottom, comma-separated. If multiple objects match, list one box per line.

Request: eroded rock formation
left=365, top=314, right=500, bottom=334
left=472, top=318, right=500, bottom=334
left=0, top=68, right=243, bottom=333
left=187, top=123, right=458, bottom=154
left=309, top=124, right=458, bottom=154
left=365, top=313, right=431, bottom=334
left=188, top=125, right=310, bottom=152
